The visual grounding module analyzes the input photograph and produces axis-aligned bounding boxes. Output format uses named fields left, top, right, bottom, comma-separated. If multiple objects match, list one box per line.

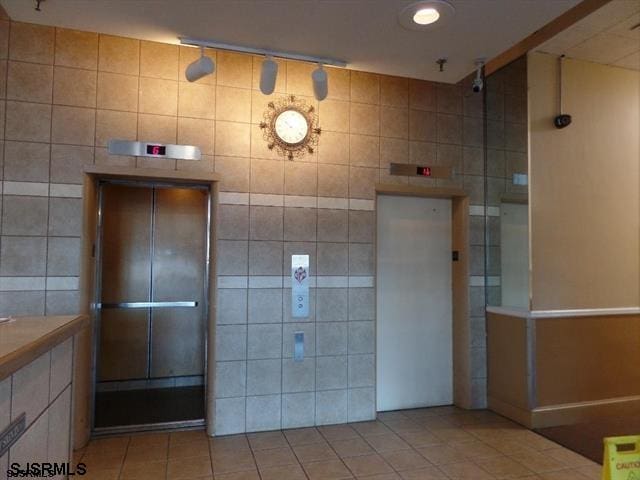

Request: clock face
left=274, top=109, right=309, bottom=145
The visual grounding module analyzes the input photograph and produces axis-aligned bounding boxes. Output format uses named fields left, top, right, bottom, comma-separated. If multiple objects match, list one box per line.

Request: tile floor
left=536, top=414, right=640, bottom=464
left=75, top=406, right=602, bottom=480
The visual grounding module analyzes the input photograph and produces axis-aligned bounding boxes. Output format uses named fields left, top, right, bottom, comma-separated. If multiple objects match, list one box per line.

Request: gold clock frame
left=260, top=95, right=321, bottom=160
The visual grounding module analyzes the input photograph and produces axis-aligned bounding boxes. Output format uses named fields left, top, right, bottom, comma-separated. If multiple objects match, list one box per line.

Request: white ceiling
left=538, top=0, right=640, bottom=70
left=1, top=0, right=581, bottom=83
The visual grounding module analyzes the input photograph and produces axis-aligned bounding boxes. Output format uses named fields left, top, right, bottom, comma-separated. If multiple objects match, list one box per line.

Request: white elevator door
left=376, top=195, right=453, bottom=411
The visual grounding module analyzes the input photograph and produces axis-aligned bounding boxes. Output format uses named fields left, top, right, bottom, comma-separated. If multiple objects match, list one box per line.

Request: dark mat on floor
left=535, top=416, right=640, bottom=464
left=95, top=386, right=204, bottom=428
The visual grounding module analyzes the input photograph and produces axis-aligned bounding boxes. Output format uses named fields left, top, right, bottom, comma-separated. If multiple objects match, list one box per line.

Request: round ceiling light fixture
left=398, top=0, right=455, bottom=30
left=413, top=7, right=440, bottom=25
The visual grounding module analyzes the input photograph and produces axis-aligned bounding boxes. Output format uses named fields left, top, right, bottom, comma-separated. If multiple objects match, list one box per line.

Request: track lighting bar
left=179, top=37, right=347, bottom=68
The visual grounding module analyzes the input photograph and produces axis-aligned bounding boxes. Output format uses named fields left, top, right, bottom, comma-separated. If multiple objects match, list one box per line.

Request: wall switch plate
left=294, top=332, right=304, bottom=362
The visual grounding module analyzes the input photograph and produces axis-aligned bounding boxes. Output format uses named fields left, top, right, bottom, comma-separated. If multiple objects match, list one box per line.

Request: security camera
left=553, top=55, right=572, bottom=129
left=554, top=113, right=572, bottom=129
left=472, top=59, right=484, bottom=93
left=472, top=77, right=483, bottom=93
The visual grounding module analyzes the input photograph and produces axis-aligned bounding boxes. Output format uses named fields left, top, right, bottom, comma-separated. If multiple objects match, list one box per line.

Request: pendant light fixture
left=260, top=56, right=279, bottom=95
left=312, top=64, right=328, bottom=101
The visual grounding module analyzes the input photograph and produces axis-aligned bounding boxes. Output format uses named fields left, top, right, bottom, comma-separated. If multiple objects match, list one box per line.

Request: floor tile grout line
left=116, top=434, right=131, bottom=480
left=246, top=432, right=269, bottom=480
left=281, top=428, right=313, bottom=480
left=164, top=432, right=170, bottom=480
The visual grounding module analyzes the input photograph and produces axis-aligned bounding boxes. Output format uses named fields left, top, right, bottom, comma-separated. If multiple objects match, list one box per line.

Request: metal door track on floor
left=92, top=419, right=206, bottom=437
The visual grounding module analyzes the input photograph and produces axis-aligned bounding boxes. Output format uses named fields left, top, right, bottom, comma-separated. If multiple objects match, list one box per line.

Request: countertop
left=0, top=315, right=89, bottom=381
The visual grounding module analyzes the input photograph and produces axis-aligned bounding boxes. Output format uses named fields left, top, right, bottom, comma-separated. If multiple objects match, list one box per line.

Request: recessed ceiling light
left=399, top=0, right=455, bottom=31
left=413, top=7, right=440, bottom=25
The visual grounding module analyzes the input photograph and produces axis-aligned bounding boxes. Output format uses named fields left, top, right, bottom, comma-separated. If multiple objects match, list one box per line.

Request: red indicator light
left=146, top=144, right=166, bottom=156
left=417, top=166, right=431, bottom=176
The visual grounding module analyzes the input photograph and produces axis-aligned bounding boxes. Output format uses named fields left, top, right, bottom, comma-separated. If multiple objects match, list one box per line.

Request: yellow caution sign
left=603, top=436, right=640, bottom=480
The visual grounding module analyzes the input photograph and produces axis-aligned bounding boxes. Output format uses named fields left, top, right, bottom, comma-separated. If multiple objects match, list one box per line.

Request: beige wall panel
left=486, top=312, right=529, bottom=411
left=528, top=53, right=640, bottom=309
left=532, top=397, right=640, bottom=429
left=535, top=314, right=640, bottom=406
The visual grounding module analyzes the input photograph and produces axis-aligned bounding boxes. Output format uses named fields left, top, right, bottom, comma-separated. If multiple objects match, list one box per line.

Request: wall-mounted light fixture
left=185, top=46, right=215, bottom=82
left=180, top=37, right=347, bottom=100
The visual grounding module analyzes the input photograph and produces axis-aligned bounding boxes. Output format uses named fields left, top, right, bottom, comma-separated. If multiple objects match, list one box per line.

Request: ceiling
left=1, top=0, right=581, bottom=83
left=537, top=0, right=640, bottom=70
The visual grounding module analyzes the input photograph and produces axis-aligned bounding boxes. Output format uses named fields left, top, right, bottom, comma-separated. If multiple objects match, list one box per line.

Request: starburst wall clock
left=260, top=95, right=321, bottom=160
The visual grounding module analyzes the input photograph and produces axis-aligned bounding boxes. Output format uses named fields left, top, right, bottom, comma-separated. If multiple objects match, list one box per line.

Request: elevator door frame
left=374, top=184, right=470, bottom=413
left=91, top=179, right=212, bottom=436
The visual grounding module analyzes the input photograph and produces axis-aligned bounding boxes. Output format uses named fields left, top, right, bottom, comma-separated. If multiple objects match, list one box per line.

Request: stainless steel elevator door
left=151, top=188, right=206, bottom=378
left=99, top=185, right=152, bottom=381
left=97, top=183, right=207, bottom=383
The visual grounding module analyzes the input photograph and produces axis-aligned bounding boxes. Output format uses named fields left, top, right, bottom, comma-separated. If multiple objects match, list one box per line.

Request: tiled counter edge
left=0, top=315, right=88, bottom=480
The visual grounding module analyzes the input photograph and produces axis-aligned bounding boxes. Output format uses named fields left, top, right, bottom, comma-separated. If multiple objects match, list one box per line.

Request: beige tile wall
left=477, top=58, right=528, bottom=304
left=0, top=19, right=528, bottom=434
left=467, top=58, right=529, bottom=407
